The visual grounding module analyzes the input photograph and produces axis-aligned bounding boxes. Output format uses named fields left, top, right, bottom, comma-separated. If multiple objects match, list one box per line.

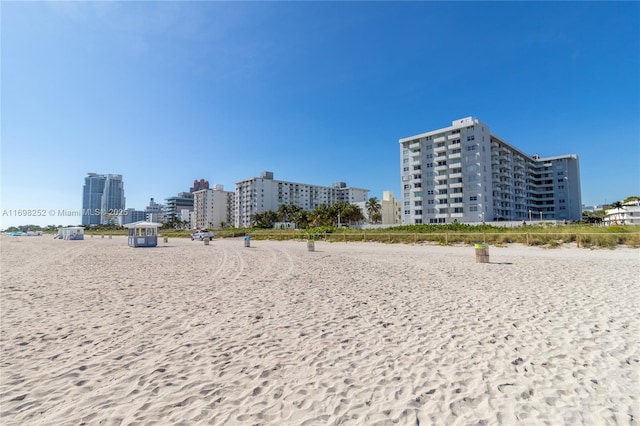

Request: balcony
left=435, top=184, right=449, bottom=190
left=448, top=162, right=462, bottom=169
left=435, top=154, right=447, bottom=162
left=434, top=136, right=446, bottom=143
left=409, top=142, right=421, bottom=150
left=448, top=152, right=462, bottom=160
left=434, top=146, right=447, bottom=154
left=449, top=172, right=462, bottom=179
left=434, top=165, right=448, bottom=172
left=449, top=182, right=463, bottom=188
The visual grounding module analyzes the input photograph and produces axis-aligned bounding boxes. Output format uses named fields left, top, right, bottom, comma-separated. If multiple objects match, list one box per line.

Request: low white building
left=603, top=201, right=640, bottom=226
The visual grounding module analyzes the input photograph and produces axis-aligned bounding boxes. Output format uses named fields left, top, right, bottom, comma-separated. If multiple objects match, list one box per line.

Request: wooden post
left=576, top=233, right=580, bottom=248
left=483, top=232, right=486, bottom=243
left=414, top=233, right=417, bottom=243
left=445, top=233, right=448, bottom=245
left=388, top=233, right=391, bottom=243
left=526, top=233, right=530, bottom=246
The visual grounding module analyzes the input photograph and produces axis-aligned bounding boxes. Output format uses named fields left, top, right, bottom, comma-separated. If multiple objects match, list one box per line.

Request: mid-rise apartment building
left=399, top=117, right=581, bottom=224
left=193, top=185, right=235, bottom=229
left=235, top=171, right=369, bottom=228
left=164, top=192, right=194, bottom=224
left=381, top=191, right=403, bottom=225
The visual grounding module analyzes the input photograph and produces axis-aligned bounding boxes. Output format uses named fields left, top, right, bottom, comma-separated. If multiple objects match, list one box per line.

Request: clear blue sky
left=2, top=1, right=639, bottom=229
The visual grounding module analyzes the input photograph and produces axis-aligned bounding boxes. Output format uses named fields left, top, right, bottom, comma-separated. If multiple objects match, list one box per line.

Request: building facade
left=145, top=198, right=165, bottom=224
left=603, top=200, right=640, bottom=226
left=399, top=117, right=581, bottom=224
left=82, top=173, right=126, bottom=225
left=82, top=173, right=107, bottom=226
left=193, top=185, right=235, bottom=229
left=234, top=171, right=369, bottom=228
left=164, top=192, right=194, bottom=224
left=381, top=191, right=403, bottom=225
left=100, top=174, right=126, bottom=225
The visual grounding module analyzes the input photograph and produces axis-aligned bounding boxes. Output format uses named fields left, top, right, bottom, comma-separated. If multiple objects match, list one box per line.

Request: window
left=414, top=201, right=422, bottom=206
left=414, top=210, right=422, bottom=215
left=426, top=162, right=434, bottom=168
left=469, top=196, right=477, bottom=201
left=466, top=145, right=477, bottom=151
left=467, top=135, right=475, bottom=141
left=414, top=183, right=422, bottom=188
left=427, top=190, right=434, bottom=195
left=427, top=199, right=434, bottom=204
left=469, top=206, right=478, bottom=212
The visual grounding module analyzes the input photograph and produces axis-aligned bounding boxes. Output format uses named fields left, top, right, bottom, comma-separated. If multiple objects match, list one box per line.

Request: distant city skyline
left=2, top=2, right=638, bottom=229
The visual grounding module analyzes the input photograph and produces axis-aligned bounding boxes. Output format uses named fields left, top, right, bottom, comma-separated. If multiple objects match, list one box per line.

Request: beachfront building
left=100, top=174, right=126, bottom=225
left=82, top=173, right=106, bottom=226
left=399, top=117, right=581, bottom=224
left=164, top=192, right=194, bottom=224
left=81, top=173, right=126, bottom=226
left=603, top=200, right=640, bottom=226
left=193, top=185, right=235, bottom=229
left=381, top=191, right=403, bottom=225
left=145, top=198, right=165, bottom=224
left=235, top=171, right=369, bottom=228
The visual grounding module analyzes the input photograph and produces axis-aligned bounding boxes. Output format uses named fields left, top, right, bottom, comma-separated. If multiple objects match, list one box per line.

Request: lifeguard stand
left=123, top=221, right=161, bottom=247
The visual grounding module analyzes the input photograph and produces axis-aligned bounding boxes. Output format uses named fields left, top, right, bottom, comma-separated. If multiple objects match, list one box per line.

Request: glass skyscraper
left=81, top=173, right=125, bottom=225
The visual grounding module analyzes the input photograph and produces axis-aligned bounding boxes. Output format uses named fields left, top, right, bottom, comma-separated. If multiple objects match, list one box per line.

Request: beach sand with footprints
left=1, top=235, right=638, bottom=425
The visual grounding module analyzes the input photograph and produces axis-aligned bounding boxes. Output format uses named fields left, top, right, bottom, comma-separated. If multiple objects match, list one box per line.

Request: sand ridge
left=1, top=236, right=638, bottom=425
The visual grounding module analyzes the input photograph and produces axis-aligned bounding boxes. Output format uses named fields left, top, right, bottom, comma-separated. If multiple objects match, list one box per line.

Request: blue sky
left=2, top=1, right=639, bottom=229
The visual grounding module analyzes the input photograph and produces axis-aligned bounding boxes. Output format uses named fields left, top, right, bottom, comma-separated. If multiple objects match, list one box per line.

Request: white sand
left=1, top=235, right=638, bottom=425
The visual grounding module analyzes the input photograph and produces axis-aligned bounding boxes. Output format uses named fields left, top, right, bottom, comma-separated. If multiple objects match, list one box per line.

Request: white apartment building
left=603, top=200, right=640, bottom=226
left=399, top=117, right=582, bottom=224
left=235, top=171, right=369, bottom=228
left=192, top=185, right=235, bottom=229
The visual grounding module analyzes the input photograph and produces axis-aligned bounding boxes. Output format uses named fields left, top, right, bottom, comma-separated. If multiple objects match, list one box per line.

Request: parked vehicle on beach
left=191, top=230, right=214, bottom=240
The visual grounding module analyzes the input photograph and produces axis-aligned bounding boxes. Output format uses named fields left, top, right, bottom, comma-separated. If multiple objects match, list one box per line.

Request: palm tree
left=365, top=197, right=382, bottom=224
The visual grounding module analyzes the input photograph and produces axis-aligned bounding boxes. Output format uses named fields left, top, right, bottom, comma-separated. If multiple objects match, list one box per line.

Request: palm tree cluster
left=252, top=201, right=366, bottom=229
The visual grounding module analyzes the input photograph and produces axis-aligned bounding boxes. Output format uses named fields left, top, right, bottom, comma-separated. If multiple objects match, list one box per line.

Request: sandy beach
left=1, top=235, right=638, bottom=425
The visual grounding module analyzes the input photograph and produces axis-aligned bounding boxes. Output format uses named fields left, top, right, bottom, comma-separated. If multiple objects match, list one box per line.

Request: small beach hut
left=123, top=221, right=162, bottom=247
left=57, top=226, right=85, bottom=240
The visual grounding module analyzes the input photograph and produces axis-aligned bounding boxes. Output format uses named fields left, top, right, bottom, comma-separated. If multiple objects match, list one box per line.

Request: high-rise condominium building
left=100, top=174, right=126, bottom=225
left=193, top=185, right=235, bottom=229
left=82, top=173, right=126, bottom=225
left=234, top=171, right=369, bottom=228
left=399, top=117, right=581, bottom=224
left=82, top=173, right=106, bottom=226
